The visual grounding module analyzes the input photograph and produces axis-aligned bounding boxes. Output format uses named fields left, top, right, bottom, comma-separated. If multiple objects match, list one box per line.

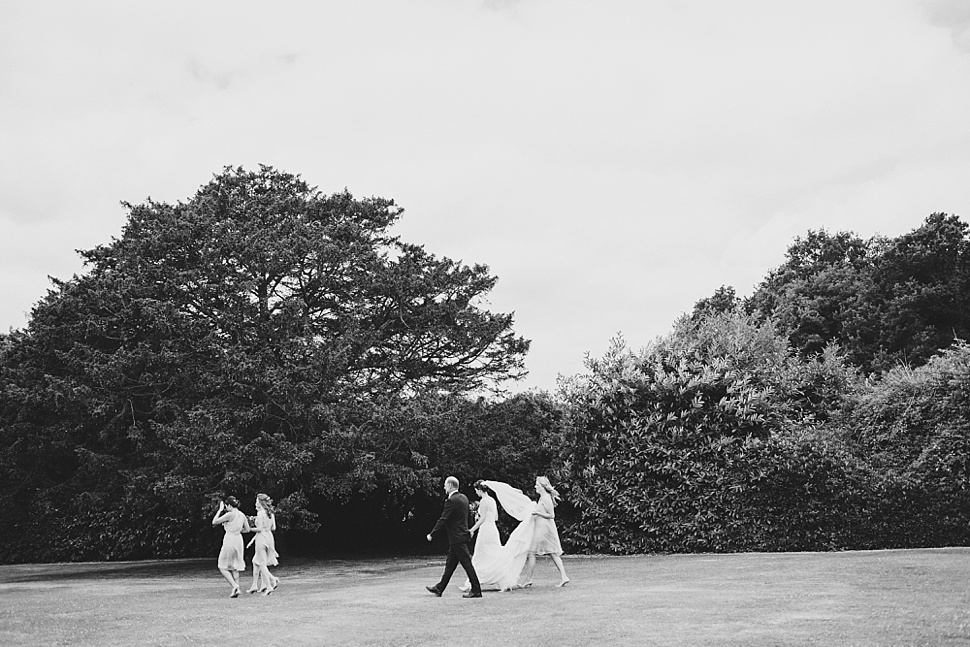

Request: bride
left=461, top=479, right=536, bottom=591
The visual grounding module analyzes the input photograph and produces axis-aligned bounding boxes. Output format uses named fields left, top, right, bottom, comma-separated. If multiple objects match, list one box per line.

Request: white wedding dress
left=462, top=481, right=536, bottom=591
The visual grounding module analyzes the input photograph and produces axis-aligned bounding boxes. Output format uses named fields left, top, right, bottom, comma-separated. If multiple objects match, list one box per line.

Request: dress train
left=463, top=481, right=537, bottom=591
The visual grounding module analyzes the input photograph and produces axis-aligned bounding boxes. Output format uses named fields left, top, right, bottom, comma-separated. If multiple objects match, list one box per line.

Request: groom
left=426, top=476, right=483, bottom=598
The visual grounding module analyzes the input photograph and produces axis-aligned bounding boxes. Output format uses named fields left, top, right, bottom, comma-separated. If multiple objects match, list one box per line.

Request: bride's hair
left=473, top=480, right=496, bottom=500
left=536, top=476, right=561, bottom=504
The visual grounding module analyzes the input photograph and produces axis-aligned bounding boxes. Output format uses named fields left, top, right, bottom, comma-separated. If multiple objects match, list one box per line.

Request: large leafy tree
left=745, top=229, right=873, bottom=361
left=745, top=214, right=970, bottom=372
left=860, top=213, right=970, bottom=371
left=0, top=165, right=531, bottom=562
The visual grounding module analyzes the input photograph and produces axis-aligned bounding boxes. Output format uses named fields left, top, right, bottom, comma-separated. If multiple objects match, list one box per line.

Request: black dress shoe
left=462, top=591, right=483, bottom=598
left=426, top=586, right=442, bottom=597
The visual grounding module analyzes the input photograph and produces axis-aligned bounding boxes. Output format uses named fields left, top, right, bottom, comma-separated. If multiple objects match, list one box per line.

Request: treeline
left=557, top=317, right=970, bottom=553
left=557, top=213, right=970, bottom=553
left=1, top=166, right=969, bottom=563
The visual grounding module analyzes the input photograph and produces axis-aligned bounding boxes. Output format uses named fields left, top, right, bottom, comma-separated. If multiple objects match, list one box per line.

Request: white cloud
left=2, top=0, right=969, bottom=391
left=923, top=0, right=970, bottom=52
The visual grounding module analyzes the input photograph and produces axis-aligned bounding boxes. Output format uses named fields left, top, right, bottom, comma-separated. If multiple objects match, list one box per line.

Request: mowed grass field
left=1, top=548, right=969, bottom=646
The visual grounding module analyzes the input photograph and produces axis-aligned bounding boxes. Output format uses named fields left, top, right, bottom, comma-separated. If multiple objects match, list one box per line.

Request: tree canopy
left=743, top=213, right=970, bottom=372
left=0, top=166, right=534, bottom=562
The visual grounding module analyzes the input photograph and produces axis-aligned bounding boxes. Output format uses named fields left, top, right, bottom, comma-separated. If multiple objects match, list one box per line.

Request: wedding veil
left=478, top=480, right=537, bottom=589
left=481, top=480, right=535, bottom=521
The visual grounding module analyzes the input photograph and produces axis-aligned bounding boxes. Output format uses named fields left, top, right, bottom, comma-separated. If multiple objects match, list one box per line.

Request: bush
left=835, top=341, right=970, bottom=547
left=554, top=312, right=873, bottom=553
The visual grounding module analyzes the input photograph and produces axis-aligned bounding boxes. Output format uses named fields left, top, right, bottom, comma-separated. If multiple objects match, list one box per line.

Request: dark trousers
left=435, top=541, right=482, bottom=594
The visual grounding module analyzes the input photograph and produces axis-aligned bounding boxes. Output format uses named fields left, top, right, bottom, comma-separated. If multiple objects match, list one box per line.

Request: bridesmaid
left=212, top=496, right=251, bottom=597
left=520, top=476, right=570, bottom=587
left=246, top=493, right=280, bottom=595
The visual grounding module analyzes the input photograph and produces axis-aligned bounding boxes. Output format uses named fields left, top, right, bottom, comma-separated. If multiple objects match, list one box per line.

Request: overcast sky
left=2, top=1, right=970, bottom=392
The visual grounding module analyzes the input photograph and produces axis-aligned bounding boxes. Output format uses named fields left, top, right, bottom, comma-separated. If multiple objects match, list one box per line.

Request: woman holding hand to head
left=246, top=493, right=280, bottom=595
left=212, top=496, right=251, bottom=597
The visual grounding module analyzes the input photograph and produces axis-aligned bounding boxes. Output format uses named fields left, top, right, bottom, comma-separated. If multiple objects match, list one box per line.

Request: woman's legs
left=253, top=544, right=279, bottom=592
left=219, top=568, right=240, bottom=596
left=247, top=563, right=261, bottom=593
left=520, top=552, right=536, bottom=586
left=519, top=552, right=568, bottom=586
left=258, top=564, right=275, bottom=593
left=550, top=554, right=569, bottom=585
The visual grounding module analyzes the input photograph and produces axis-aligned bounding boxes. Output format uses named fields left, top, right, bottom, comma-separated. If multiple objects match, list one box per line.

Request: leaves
left=555, top=311, right=873, bottom=554
left=746, top=214, right=970, bottom=373
left=0, top=166, right=535, bottom=562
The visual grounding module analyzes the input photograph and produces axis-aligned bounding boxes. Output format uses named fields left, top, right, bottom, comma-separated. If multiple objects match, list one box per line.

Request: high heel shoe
left=246, top=586, right=259, bottom=594
left=556, top=578, right=570, bottom=587
left=230, top=587, right=240, bottom=598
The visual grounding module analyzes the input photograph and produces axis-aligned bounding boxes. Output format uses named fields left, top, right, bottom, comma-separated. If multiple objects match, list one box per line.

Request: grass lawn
left=1, top=548, right=969, bottom=646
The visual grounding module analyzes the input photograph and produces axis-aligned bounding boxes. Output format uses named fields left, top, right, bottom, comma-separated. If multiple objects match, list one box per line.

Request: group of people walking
left=426, top=475, right=569, bottom=598
left=212, top=493, right=280, bottom=598
left=213, top=477, right=567, bottom=599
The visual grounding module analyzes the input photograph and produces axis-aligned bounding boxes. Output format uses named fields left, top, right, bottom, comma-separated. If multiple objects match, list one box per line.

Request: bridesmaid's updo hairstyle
left=256, top=493, right=275, bottom=518
left=225, top=495, right=241, bottom=508
left=536, top=476, right=561, bottom=504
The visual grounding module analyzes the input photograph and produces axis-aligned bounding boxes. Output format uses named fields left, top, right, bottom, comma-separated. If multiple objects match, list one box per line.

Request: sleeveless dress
left=528, top=492, right=563, bottom=556
left=217, top=509, right=246, bottom=571
left=252, top=509, right=279, bottom=567
left=463, top=486, right=537, bottom=591
left=464, top=496, right=510, bottom=590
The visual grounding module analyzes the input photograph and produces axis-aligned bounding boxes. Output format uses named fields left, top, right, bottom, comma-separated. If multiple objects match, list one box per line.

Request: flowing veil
left=481, top=480, right=537, bottom=590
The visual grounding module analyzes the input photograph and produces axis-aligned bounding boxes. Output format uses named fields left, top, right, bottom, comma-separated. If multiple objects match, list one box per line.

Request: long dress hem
left=461, top=482, right=539, bottom=591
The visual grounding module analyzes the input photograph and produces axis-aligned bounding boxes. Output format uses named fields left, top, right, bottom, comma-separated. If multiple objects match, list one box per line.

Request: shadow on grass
left=0, top=555, right=440, bottom=584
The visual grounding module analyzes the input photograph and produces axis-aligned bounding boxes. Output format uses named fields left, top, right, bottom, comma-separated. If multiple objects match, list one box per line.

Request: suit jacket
left=429, top=492, right=472, bottom=545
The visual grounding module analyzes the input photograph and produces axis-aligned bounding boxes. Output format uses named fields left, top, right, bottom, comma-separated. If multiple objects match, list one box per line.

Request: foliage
left=745, top=214, right=970, bottom=372
left=0, top=166, right=537, bottom=563
left=691, top=285, right=741, bottom=319
left=555, top=304, right=970, bottom=554
left=745, top=229, right=872, bottom=363
left=6, top=175, right=970, bottom=562
left=832, top=342, right=970, bottom=547
left=291, top=389, right=563, bottom=554
left=554, top=312, right=878, bottom=553
left=550, top=212, right=970, bottom=555
left=861, top=214, right=970, bottom=371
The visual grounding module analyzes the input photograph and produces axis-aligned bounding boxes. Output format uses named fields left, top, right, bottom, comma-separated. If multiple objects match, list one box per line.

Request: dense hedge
left=554, top=314, right=970, bottom=553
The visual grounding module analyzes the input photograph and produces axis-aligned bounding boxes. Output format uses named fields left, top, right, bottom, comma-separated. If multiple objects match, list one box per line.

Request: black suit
left=429, top=491, right=482, bottom=595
